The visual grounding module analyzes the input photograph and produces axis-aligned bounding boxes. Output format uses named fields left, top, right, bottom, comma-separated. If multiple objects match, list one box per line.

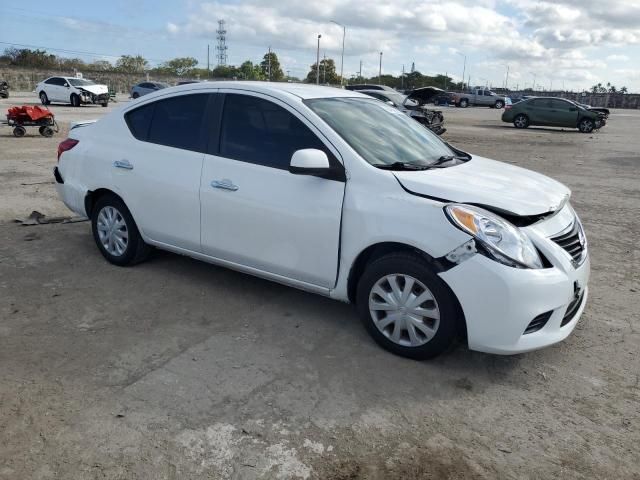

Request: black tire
left=70, top=94, right=81, bottom=107
left=513, top=113, right=529, bottom=129
left=101, top=101, right=108, bottom=107
left=91, top=194, right=151, bottom=266
left=495, top=100, right=504, bottom=109
left=41, top=127, right=54, bottom=138
left=39, top=91, right=49, bottom=105
left=132, top=92, right=139, bottom=99
left=13, top=126, right=26, bottom=138
left=578, top=117, right=594, bottom=133
left=356, top=252, right=460, bottom=360
left=459, top=99, right=469, bottom=108
left=39, top=126, right=47, bottom=135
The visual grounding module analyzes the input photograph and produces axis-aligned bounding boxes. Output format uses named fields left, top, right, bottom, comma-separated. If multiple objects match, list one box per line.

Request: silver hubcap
left=369, top=274, right=440, bottom=347
left=96, top=206, right=129, bottom=256
left=581, top=120, right=591, bottom=131
left=515, top=116, right=526, bottom=127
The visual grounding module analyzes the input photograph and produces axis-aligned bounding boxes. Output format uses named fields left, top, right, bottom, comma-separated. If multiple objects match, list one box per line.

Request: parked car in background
left=36, top=76, right=109, bottom=107
left=360, top=87, right=446, bottom=135
left=130, top=81, right=169, bottom=99
left=453, top=88, right=507, bottom=108
left=502, top=97, right=605, bottom=133
left=345, top=84, right=396, bottom=92
left=433, top=91, right=455, bottom=106
left=54, top=82, right=589, bottom=359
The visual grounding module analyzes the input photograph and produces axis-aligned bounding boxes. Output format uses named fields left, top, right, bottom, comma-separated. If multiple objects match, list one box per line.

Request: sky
left=1, top=0, right=639, bottom=91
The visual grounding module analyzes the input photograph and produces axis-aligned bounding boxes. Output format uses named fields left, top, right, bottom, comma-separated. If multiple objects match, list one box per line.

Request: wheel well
left=84, top=188, right=120, bottom=218
left=346, top=242, right=467, bottom=342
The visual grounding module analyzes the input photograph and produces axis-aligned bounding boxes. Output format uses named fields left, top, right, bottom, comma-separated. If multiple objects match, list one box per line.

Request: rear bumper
left=54, top=167, right=87, bottom=216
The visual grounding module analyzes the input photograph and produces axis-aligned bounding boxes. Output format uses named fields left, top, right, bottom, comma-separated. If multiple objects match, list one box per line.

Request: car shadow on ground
left=472, top=124, right=582, bottom=134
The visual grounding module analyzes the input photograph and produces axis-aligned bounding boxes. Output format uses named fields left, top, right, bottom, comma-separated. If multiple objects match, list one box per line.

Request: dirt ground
left=0, top=92, right=639, bottom=479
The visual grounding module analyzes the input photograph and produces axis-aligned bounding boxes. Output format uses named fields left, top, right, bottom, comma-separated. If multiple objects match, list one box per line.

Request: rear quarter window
left=125, top=103, right=155, bottom=141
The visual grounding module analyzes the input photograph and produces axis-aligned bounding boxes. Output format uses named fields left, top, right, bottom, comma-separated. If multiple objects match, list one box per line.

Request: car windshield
left=68, top=78, right=96, bottom=86
left=305, top=97, right=454, bottom=167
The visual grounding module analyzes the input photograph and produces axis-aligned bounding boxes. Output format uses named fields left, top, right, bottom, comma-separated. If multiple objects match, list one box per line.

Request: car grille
left=551, top=221, right=586, bottom=264
left=524, top=311, right=553, bottom=334
left=561, top=291, right=585, bottom=327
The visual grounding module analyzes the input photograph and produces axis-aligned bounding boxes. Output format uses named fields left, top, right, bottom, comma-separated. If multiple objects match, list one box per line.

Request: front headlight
left=445, top=204, right=543, bottom=269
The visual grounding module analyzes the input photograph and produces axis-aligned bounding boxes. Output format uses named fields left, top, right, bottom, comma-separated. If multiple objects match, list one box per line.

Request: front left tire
left=356, top=252, right=459, bottom=360
left=70, top=94, right=81, bottom=107
left=578, top=118, right=594, bottom=133
left=91, top=194, right=151, bottom=266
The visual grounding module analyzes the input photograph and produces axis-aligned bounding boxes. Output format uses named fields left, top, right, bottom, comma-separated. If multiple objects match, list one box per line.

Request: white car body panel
left=55, top=81, right=590, bottom=355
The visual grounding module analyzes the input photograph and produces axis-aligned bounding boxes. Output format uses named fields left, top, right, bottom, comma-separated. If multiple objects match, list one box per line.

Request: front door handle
left=211, top=179, right=238, bottom=191
left=114, top=159, right=134, bottom=170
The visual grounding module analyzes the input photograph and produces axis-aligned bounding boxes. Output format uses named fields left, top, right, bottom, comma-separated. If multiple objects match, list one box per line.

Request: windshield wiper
left=374, top=162, right=430, bottom=171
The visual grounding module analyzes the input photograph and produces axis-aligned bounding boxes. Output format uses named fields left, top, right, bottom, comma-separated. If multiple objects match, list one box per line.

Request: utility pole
left=268, top=46, right=271, bottom=82
left=316, top=35, right=321, bottom=85
left=286, top=70, right=290, bottom=82
left=359, top=60, right=362, bottom=80
left=207, top=44, right=210, bottom=75
left=331, top=21, right=346, bottom=87
left=445, top=72, right=448, bottom=91
left=323, top=53, right=326, bottom=84
left=505, top=64, right=509, bottom=91
left=401, top=64, right=404, bottom=90
left=378, top=51, right=383, bottom=84
left=457, top=52, right=466, bottom=90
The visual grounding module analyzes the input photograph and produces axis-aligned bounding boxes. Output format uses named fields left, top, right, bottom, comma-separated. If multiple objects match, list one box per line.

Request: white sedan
left=54, top=82, right=590, bottom=359
left=36, top=76, right=109, bottom=107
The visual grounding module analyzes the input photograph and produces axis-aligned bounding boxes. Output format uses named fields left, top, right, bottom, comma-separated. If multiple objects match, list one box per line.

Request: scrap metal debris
left=14, top=210, right=88, bottom=226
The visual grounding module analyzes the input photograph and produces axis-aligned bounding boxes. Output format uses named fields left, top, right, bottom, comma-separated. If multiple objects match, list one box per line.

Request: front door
left=200, top=92, right=345, bottom=288
left=549, top=99, right=579, bottom=127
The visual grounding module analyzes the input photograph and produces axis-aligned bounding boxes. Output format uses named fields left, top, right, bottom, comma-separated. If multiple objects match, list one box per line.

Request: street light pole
left=378, top=51, right=383, bottom=84
left=331, top=21, right=346, bottom=87
left=316, top=35, right=322, bottom=85
left=457, top=52, right=466, bottom=90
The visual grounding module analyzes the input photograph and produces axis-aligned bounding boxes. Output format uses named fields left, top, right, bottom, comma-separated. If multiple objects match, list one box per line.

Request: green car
left=502, top=97, right=605, bottom=133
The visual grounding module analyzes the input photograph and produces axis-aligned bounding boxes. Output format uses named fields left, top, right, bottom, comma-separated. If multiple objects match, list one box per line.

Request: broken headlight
left=445, top=204, right=543, bottom=269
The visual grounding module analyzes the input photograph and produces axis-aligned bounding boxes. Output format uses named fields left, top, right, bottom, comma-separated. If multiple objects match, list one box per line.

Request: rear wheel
left=495, top=100, right=504, bottom=109
left=356, top=252, right=459, bottom=359
left=578, top=118, right=594, bottom=133
left=132, top=92, right=140, bottom=99
left=39, top=91, right=49, bottom=105
left=459, top=99, right=469, bottom=108
left=514, top=114, right=529, bottom=129
left=41, top=126, right=54, bottom=137
left=91, top=194, right=151, bottom=266
left=70, top=94, right=80, bottom=107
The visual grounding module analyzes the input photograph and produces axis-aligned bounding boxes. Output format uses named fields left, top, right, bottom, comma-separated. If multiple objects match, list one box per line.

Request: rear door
left=45, top=77, right=65, bottom=102
left=112, top=92, right=211, bottom=251
left=200, top=91, right=345, bottom=288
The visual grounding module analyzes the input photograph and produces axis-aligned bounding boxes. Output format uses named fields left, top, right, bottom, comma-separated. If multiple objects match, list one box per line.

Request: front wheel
left=91, top=194, right=151, bottom=266
left=13, top=126, right=26, bottom=137
left=356, top=252, right=459, bottom=359
left=578, top=118, right=594, bottom=133
left=70, top=94, right=81, bottom=107
left=101, top=102, right=108, bottom=107
left=459, top=99, right=469, bottom=108
left=514, top=114, right=529, bottom=129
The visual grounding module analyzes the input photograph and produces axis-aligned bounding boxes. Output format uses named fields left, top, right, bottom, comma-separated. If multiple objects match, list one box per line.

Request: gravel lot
left=1, top=92, right=639, bottom=479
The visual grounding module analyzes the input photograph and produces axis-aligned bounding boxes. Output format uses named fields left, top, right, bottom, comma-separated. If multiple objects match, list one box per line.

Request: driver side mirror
left=63, top=83, right=69, bottom=88
left=289, top=149, right=331, bottom=177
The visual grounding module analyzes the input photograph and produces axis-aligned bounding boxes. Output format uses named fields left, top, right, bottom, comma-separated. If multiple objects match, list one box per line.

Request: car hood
left=405, top=86, right=445, bottom=106
left=393, top=156, right=570, bottom=217
left=77, top=84, right=108, bottom=94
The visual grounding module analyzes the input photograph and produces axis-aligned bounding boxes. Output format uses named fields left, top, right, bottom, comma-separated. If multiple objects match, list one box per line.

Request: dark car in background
left=502, top=97, right=605, bottom=133
left=130, top=81, right=169, bottom=99
left=360, top=86, right=446, bottom=135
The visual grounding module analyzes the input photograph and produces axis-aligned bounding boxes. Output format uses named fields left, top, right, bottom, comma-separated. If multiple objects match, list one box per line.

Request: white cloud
left=607, top=54, right=630, bottom=62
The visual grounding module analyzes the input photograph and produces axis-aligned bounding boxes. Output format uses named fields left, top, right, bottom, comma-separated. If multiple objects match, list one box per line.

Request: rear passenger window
left=220, top=94, right=332, bottom=170
left=125, top=94, right=209, bottom=152
left=148, top=94, right=208, bottom=151
left=125, top=103, right=154, bottom=141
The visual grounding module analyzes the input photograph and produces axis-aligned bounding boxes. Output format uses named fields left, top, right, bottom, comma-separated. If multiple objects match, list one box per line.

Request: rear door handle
left=211, top=179, right=238, bottom=191
left=114, top=160, right=134, bottom=170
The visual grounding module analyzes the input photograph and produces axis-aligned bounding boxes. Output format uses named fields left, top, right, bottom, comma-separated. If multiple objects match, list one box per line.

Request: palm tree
left=608, top=85, right=617, bottom=93
left=620, top=86, right=628, bottom=94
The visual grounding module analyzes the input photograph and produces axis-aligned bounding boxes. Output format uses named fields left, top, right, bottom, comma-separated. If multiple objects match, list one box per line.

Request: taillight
left=57, top=138, right=79, bottom=162
left=505, top=104, right=512, bottom=110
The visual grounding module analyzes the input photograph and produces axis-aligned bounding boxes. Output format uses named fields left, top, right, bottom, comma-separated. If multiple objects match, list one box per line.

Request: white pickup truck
left=453, top=88, right=507, bottom=109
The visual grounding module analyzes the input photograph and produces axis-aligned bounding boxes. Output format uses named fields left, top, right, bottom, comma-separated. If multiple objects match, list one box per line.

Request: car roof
left=162, top=81, right=364, bottom=100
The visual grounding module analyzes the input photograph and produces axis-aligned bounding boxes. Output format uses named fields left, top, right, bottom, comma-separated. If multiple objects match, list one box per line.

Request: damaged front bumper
left=78, top=89, right=109, bottom=105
